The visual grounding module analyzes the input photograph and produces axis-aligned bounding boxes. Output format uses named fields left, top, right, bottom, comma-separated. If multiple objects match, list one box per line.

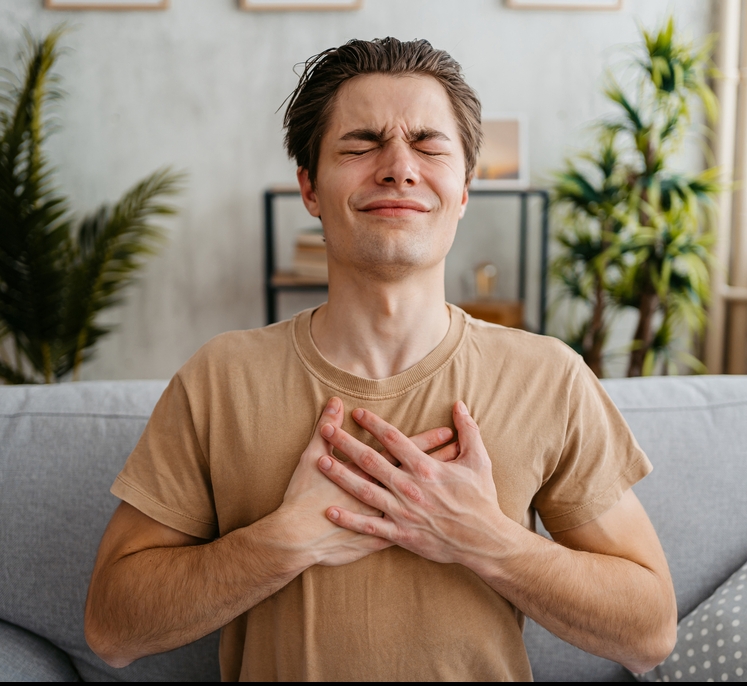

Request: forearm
left=461, top=520, right=676, bottom=673
left=85, top=508, right=312, bottom=667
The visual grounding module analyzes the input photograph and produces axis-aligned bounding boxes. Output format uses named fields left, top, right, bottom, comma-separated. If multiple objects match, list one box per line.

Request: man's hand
left=278, top=396, right=460, bottom=567
left=316, top=400, right=502, bottom=565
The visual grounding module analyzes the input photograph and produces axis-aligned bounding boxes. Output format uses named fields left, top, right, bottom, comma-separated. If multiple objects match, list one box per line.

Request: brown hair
left=283, top=37, right=482, bottom=186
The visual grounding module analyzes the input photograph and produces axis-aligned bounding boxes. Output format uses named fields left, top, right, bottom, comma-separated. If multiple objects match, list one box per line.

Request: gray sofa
left=1, top=376, right=746, bottom=682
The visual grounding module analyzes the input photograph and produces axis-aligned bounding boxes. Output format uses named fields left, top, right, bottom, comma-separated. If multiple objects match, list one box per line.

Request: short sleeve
left=532, top=358, right=652, bottom=533
left=111, top=373, right=218, bottom=539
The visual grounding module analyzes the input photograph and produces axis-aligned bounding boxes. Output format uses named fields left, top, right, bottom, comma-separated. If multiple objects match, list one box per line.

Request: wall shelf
left=263, top=186, right=550, bottom=331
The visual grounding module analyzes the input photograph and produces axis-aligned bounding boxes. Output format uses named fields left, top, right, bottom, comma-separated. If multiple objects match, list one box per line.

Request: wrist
left=453, top=513, right=527, bottom=583
left=240, top=505, right=318, bottom=578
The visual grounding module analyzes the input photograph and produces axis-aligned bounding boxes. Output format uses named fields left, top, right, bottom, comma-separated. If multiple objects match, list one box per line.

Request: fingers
left=326, top=506, right=398, bottom=542
left=350, top=409, right=423, bottom=469
left=320, top=423, right=397, bottom=486
left=381, top=426, right=453, bottom=466
left=410, top=426, right=454, bottom=453
left=429, top=440, right=460, bottom=462
left=307, top=397, right=345, bottom=459
left=318, top=454, right=395, bottom=513
left=452, top=401, right=488, bottom=463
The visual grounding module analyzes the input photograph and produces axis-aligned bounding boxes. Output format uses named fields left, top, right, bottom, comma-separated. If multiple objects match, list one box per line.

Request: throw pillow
left=636, top=560, right=746, bottom=682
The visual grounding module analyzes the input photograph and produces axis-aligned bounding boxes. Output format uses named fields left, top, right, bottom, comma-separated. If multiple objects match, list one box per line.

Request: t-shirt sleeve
left=111, top=373, right=218, bottom=539
left=532, top=357, right=652, bottom=533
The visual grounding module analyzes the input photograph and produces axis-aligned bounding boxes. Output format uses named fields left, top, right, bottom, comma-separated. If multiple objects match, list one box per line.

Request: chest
left=206, top=365, right=565, bottom=536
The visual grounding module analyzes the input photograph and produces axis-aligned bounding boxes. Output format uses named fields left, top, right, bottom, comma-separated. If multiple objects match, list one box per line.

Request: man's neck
left=310, top=265, right=451, bottom=380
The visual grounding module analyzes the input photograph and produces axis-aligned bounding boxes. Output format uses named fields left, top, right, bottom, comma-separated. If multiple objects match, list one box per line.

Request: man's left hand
left=317, top=401, right=505, bottom=564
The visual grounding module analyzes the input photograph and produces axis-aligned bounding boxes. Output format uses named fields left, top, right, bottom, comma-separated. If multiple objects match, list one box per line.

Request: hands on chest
left=280, top=396, right=506, bottom=567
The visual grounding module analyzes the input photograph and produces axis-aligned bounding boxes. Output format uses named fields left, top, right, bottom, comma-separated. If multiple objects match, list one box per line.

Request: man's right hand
left=277, top=396, right=457, bottom=567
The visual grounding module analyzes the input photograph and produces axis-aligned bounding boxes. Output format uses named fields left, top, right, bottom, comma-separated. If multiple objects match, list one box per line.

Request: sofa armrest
left=0, top=619, right=80, bottom=682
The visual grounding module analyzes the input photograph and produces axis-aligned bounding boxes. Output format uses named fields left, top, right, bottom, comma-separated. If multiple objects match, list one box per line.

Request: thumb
left=452, top=401, right=486, bottom=461
left=308, top=396, right=345, bottom=458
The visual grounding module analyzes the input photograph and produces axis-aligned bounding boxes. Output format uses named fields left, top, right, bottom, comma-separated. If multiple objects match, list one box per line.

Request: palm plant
left=0, top=27, right=183, bottom=383
left=551, top=17, right=719, bottom=377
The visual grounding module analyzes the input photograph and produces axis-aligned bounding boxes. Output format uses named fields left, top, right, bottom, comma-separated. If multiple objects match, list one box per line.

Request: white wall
left=0, top=0, right=712, bottom=380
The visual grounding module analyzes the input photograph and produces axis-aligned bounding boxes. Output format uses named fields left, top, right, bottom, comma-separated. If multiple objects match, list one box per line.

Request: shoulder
left=462, top=314, right=582, bottom=379
left=176, top=319, right=296, bottom=387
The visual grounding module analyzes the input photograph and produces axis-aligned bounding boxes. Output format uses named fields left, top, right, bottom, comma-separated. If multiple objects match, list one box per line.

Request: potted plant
left=0, top=27, right=184, bottom=383
left=551, top=17, right=718, bottom=377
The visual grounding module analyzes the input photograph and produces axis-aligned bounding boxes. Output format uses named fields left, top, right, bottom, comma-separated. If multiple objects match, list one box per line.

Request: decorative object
left=470, top=116, right=528, bottom=190
left=506, top=0, right=621, bottom=9
left=44, top=0, right=168, bottom=9
left=473, top=262, right=499, bottom=300
left=550, top=17, right=718, bottom=378
left=239, top=0, right=361, bottom=11
left=0, top=28, right=183, bottom=384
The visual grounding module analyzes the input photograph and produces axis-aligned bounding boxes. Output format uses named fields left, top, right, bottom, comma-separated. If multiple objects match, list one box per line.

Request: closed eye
left=342, top=148, right=377, bottom=156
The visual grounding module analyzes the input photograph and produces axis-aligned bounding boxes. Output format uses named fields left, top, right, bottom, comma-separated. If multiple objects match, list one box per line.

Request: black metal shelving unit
left=264, top=186, right=550, bottom=332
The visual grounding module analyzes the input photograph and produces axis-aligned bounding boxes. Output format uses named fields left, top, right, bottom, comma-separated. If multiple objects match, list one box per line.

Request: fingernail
left=319, top=456, right=332, bottom=470
left=439, top=428, right=453, bottom=440
left=352, top=408, right=364, bottom=421
left=321, top=424, right=334, bottom=438
left=324, top=398, right=339, bottom=415
left=457, top=400, right=468, bottom=414
left=328, top=509, right=340, bottom=520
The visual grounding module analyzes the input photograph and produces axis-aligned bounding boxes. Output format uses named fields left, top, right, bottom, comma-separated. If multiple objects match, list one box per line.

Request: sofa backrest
left=0, top=381, right=220, bottom=682
left=525, top=375, right=747, bottom=682
left=2, top=376, right=746, bottom=682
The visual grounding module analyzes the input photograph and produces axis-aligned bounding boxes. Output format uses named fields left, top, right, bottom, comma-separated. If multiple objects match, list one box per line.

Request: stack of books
left=292, top=227, right=328, bottom=282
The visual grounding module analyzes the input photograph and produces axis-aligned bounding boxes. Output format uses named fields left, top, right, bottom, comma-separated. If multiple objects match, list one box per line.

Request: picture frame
left=470, top=115, right=529, bottom=190
left=239, top=0, right=362, bottom=10
left=44, top=0, right=168, bottom=9
left=506, top=0, right=621, bottom=9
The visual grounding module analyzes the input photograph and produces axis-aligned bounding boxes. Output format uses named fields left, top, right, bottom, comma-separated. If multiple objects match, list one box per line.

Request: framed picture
left=470, top=115, right=529, bottom=190
left=506, top=0, right=621, bottom=9
left=44, top=0, right=168, bottom=9
left=240, top=0, right=361, bottom=10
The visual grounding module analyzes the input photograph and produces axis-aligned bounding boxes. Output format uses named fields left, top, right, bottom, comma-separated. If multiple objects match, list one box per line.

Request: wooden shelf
left=271, top=271, right=328, bottom=288
left=458, top=299, right=524, bottom=329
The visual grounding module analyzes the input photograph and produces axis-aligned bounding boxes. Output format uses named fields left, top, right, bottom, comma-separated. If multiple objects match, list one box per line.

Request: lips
left=359, top=199, right=430, bottom=214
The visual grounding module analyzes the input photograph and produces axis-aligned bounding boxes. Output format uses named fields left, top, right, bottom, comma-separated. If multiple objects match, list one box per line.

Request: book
left=293, top=228, right=328, bottom=281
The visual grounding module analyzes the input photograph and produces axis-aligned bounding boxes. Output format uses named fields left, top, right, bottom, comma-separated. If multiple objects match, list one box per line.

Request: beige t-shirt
left=112, top=304, right=651, bottom=682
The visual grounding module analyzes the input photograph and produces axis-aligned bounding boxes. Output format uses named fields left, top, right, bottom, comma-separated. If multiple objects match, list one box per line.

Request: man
left=84, top=38, right=677, bottom=681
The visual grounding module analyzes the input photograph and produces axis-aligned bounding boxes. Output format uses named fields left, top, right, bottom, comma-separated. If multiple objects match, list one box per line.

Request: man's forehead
left=328, top=73, right=458, bottom=137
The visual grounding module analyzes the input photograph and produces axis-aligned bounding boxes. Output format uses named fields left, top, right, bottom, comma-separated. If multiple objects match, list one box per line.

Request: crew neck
left=291, top=303, right=469, bottom=400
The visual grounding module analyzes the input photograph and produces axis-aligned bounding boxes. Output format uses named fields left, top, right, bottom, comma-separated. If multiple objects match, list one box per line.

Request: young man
left=85, top=38, right=677, bottom=681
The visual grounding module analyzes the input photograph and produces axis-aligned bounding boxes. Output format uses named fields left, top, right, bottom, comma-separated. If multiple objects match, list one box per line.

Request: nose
left=375, top=140, right=420, bottom=188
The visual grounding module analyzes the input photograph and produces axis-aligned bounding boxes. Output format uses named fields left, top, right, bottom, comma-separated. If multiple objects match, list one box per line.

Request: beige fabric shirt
left=112, top=304, right=652, bottom=682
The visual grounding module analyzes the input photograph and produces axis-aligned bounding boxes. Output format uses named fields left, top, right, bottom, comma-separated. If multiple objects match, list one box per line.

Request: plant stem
left=627, top=285, right=659, bottom=377
left=41, top=342, right=52, bottom=384
left=583, top=274, right=606, bottom=377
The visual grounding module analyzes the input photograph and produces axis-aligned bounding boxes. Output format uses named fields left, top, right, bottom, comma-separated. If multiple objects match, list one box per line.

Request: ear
left=458, top=182, right=470, bottom=220
left=297, top=167, right=321, bottom=218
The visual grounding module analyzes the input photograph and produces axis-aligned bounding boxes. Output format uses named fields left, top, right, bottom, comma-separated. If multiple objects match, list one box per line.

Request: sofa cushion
left=637, top=559, right=746, bottom=683
left=0, top=619, right=81, bottom=681
left=0, top=381, right=221, bottom=682
left=525, top=375, right=747, bottom=682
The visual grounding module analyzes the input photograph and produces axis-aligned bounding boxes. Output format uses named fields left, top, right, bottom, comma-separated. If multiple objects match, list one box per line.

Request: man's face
left=298, top=73, right=469, bottom=281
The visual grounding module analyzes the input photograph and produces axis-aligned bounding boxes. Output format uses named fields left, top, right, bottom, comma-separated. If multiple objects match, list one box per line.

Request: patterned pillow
left=636, top=560, right=746, bottom=682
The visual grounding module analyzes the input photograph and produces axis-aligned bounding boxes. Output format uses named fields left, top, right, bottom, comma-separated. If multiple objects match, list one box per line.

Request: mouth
left=358, top=199, right=431, bottom=217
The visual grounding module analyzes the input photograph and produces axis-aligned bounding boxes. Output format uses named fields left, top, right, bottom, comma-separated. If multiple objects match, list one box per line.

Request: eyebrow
left=339, top=127, right=451, bottom=144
